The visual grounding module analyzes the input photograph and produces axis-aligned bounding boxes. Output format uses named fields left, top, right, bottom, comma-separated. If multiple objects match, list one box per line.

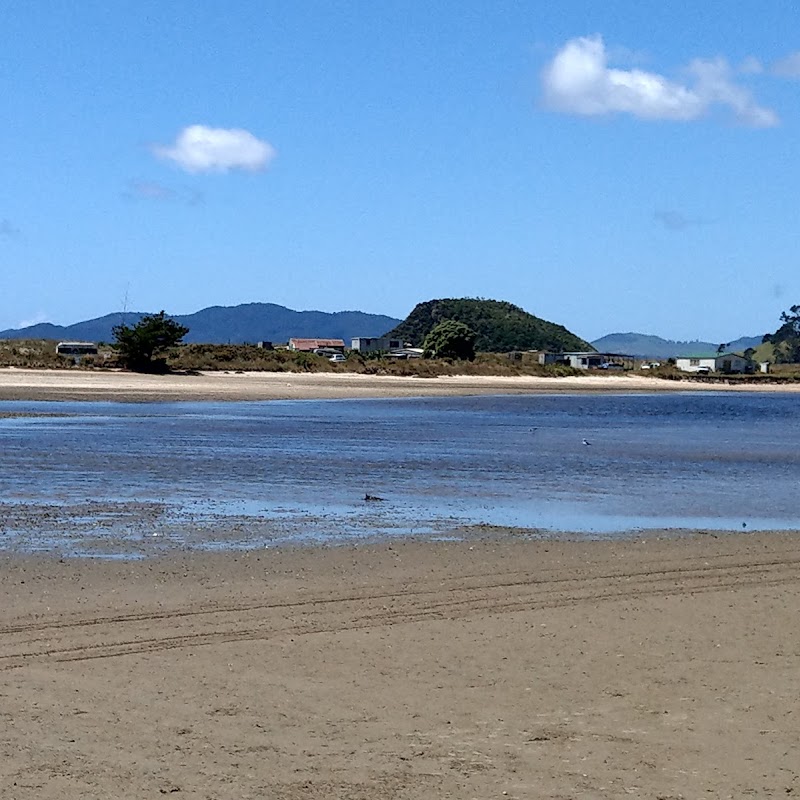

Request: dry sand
left=2, top=532, right=800, bottom=799
left=0, top=367, right=794, bottom=402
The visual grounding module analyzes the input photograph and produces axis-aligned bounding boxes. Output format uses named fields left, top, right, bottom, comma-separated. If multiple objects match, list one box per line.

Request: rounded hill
left=385, top=299, right=592, bottom=353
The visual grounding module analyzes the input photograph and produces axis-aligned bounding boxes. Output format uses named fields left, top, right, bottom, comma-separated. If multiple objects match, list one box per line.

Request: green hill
left=385, top=299, right=592, bottom=353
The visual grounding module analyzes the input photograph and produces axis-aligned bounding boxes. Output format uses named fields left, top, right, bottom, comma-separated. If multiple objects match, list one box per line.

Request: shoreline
left=3, top=531, right=800, bottom=798
left=2, top=496, right=797, bottom=559
left=1, top=367, right=798, bottom=402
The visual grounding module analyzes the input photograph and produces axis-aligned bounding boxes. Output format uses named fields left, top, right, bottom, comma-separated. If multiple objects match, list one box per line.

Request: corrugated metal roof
left=288, top=338, right=345, bottom=351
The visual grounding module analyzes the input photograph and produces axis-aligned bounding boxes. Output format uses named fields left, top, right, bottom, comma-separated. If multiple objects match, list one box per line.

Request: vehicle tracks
left=2, top=552, right=799, bottom=670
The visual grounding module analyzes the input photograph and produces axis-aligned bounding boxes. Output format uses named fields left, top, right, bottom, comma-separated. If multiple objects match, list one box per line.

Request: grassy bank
left=0, top=340, right=588, bottom=377
left=0, top=339, right=91, bottom=369
left=3, top=339, right=800, bottom=382
left=169, top=345, right=591, bottom=378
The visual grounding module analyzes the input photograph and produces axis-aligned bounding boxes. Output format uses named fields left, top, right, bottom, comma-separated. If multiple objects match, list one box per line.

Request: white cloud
left=541, top=36, right=778, bottom=127
left=688, top=57, right=777, bottom=128
left=153, top=125, right=276, bottom=173
left=542, top=36, right=702, bottom=120
left=772, top=51, right=800, bottom=78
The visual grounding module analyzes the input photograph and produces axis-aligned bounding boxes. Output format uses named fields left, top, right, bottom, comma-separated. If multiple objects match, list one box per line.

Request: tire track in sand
left=2, top=552, right=799, bottom=669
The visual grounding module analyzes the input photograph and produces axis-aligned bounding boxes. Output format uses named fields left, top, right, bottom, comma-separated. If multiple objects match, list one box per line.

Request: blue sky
left=1, top=1, right=799, bottom=342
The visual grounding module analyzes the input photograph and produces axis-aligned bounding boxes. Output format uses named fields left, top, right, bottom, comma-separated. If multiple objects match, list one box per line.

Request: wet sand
left=0, top=367, right=794, bottom=402
left=2, top=531, right=800, bottom=798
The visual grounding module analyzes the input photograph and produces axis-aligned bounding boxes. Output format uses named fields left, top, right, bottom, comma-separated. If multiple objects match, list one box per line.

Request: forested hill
left=385, top=299, right=592, bottom=353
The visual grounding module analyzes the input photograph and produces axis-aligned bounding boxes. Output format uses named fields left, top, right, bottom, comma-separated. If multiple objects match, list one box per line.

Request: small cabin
left=288, top=338, right=345, bottom=353
left=351, top=337, right=402, bottom=354
left=56, top=341, right=98, bottom=356
left=538, top=351, right=628, bottom=369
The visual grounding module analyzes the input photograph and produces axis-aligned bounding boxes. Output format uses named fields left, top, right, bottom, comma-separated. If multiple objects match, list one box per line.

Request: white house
left=538, top=351, right=627, bottom=369
left=675, top=353, right=751, bottom=374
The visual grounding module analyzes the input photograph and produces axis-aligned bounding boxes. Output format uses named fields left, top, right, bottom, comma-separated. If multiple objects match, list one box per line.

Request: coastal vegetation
left=422, top=320, right=477, bottom=360
left=0, top=339, right=590, bottom=377
left=112, top=311, right=189, bottom=372
left=5, top=341, right=800, bottom=382
left=169, top=346, right=585, bottom=377
left=0, top=339, right=70, bottom=369
left=385, top=298, right=592, bottom=353
left=761, top=305, right=800, bottom=364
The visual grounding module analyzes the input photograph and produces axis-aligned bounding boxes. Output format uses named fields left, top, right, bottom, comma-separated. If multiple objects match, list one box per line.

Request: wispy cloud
left=126, top=180, right=175, bottom=201
left=541, top=35, right=778, bottom=127
left=0, top=219, right=21, bottom=239
left=123, top=180, right=204, bottom=205
left=772, top=51, right=800, bottom=78
left=738, top=56, right=763, bottom=75
left=16, top=311, right=49, bottom=329
left=654, top=210, right=710, bottom=232
left=153, top=125, right=276, bottom=174
left=688, top=57, right=778, bottom=128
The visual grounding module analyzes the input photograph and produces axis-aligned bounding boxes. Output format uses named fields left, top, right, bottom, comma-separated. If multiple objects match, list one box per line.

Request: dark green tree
left=764, top=305, right=800, bottom=363
left=112, top=311, right=189, bottom=372
left=422, top=320, right=477, bottom=360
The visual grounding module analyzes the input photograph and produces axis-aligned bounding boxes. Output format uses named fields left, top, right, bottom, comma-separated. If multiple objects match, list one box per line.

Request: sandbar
left=0, top=367, right=793, bottom=402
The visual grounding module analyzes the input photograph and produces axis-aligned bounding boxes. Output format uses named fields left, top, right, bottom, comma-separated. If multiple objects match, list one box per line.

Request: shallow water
left=1, top=392, right=798, bottom=555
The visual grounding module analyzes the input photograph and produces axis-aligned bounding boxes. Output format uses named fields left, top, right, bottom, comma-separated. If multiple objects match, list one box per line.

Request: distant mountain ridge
left=591, top=332, right=765, bottom=359
left=0, top=303, right=402, bottom=345
left=1, top=305, right=767, bottom=358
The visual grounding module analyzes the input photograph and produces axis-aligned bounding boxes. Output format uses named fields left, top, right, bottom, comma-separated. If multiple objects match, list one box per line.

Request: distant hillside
left=385, top=299, right=592, bottom=353
left=0, top=303, right=402, bottom=345
left=591, top=332, right=764, bottom=359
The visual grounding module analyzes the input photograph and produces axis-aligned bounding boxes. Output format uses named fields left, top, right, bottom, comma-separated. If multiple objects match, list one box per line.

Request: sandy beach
left=0, top=367, right=794, bottom=402
left=3, top=369, right=799, bottom=798
left=2, top=532, right=799, bottom=799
